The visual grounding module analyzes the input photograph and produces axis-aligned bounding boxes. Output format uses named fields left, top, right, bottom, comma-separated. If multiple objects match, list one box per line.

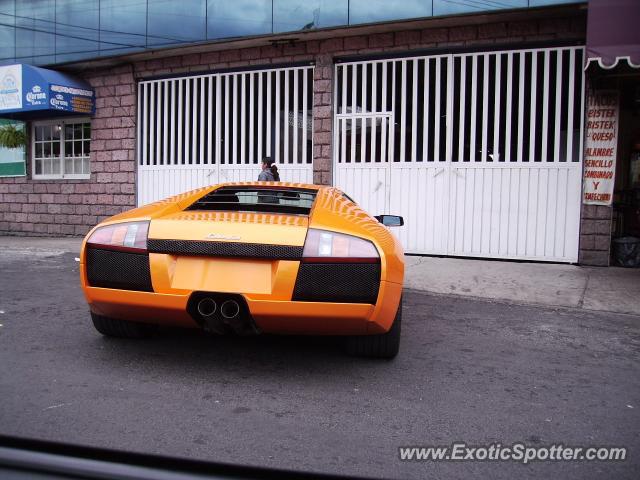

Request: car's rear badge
left=206, top=233, right=241, bottom=241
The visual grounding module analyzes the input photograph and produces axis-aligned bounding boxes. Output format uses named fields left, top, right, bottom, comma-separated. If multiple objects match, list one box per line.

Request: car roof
left=215, top=181, right=326, bottom=191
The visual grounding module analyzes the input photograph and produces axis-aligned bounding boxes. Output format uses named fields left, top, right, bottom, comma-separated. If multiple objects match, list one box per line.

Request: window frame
left=31, top=117, right=91, bottom=180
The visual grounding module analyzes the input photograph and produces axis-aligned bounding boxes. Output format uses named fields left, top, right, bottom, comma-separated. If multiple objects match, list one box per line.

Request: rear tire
left=90, top=312, right=156, bottom=339
left=345, top=297, right=402, bottom=359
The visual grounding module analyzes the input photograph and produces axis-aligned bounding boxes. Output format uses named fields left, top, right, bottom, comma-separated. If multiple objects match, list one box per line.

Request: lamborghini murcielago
left=80, top=182, right=405, bottom=358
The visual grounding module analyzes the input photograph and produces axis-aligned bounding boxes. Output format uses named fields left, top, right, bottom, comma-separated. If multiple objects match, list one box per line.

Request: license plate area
left=171, top=256, right=273, bottom=294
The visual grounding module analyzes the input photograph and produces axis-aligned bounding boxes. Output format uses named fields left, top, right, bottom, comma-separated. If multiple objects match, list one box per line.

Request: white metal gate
left=334, top=46, right=585, bottom=262
left=137, top=65, right=314, bottom=205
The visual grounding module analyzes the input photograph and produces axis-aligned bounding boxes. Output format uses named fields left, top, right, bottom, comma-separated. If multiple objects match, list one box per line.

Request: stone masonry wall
left=579, top=204, right=613, bottom=266
left=0, top=10, right=586, bottom=243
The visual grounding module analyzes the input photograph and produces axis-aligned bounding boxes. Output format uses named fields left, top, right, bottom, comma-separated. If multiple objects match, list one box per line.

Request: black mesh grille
left=293, top=263, right=381, bottom=304
left=147, top=239, right=303, bottom=260
left=86, top=248, right=153, bottom=292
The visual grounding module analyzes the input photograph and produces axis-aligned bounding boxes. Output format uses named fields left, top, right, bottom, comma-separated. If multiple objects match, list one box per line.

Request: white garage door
left=334, top=46, right=585, bottom=262
left=137, top=65, right=314, bottom=205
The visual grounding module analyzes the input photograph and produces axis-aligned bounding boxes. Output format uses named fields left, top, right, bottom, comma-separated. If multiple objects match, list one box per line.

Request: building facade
left=1, top=0, right=638, bottom=266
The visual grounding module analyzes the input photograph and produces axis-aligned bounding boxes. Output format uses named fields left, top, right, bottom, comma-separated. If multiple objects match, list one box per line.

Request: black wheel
left=90, top=312, right=156, bottom=339
left=345, top=297, right=402, bottom=359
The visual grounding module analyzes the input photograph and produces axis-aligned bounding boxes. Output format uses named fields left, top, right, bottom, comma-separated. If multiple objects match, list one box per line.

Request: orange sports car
left=80, top=182, right=405, bottom=358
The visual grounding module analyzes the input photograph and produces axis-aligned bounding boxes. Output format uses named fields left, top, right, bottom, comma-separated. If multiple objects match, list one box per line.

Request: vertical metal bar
left=505, top=53, right=513, bottom=162
left=566, top=49, right=575, bottom=163
left=170, top=81, right=176, bottom=165
left=185, top=79, right=191, bottom=164
left=157, top=82, right=162, bottom=165
left=275, top=70, right=280, bottom=163
left=284, top=69, right=290, bottom=163
left=215, top=76, right=221, bottom=167
left=458, top=56, right=466, bottom=162
left=481, top=54, right=489, bottom=162
left=541, top=50, right=550, bottom=162
left=177, top=80, right=183, bottom=165
left=334, top=65, right=340, bottom=166
left=163, top=81, right=168, bottom=165
left=362, top=64, right=368, bottom=162
left=249, top=73, right=255, bottom=165
left=469, top=56, right=477, bottom=163
left=191, top=79, right=197, bottom=165
left=381, top=63, right=388, bottom=164
left=423, top=59, right=430, bottom=162
left=302, top=68, right=308, bottom=165
left=350, top=65, right=357, bottom=164
left=142, top=83, right=148, bottom=166
left=371, top=62, right=377, bottom=162
left=265, top=72, right=273, bottom=157
left=224, top=75, right=230, bottom=164
left=434, top=58, right=441, bottom=162
left=493, top=54, right=501, bottom=161
left=199, top=77, right=205, bottom=165
left=241, top=73, right=246, bottom=165
left=233, top=74, right=238, bottom=165
left=149, top=83, right=155, bottom=165
left=446, top=55, right=454, bottom=164
left=293, top=69, right=299, bottom=165
left=389, top=61, right=396, bottom=163
left=340, top=64, right=347, bottom=115
left=400, top=60, right=407, bottom=162
left=341, top=65, right=347, bottom=163
left=257, top=72, right=263, bottom=165
left=529, top=51, right=538, bottom=162
left=207, top=76, right=213, bottom=165
left=554, top=49, right=563, bottom=163
left=517, top=52, right=525, bottom=163
left=411, top=59, right=418, bottom=163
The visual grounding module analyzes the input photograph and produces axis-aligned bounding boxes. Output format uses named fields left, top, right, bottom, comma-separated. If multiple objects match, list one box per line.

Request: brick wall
left=579, top=205, right=612, bottom=266
left=0, top=66, right=138, bottom=236
left=0, top=9, right=586, bottom=241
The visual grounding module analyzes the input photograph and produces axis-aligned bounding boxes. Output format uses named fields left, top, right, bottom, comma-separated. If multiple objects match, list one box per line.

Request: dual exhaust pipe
left=188, top=292, right=259, bottom=335
left=197, top=298, right=241, bottom=320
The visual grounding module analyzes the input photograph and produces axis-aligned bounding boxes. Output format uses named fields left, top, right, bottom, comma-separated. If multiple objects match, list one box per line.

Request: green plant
left=0, top=124, right=27, bottom=149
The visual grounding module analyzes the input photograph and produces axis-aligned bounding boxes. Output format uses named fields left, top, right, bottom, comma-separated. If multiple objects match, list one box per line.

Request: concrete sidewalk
left=1, top=236, right=639, bottom=316
left=405, top=255, right=640, bottom=315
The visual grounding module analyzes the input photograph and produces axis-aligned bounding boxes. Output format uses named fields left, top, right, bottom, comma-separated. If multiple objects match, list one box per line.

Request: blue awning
left=0, top=64, right=95, bottom=119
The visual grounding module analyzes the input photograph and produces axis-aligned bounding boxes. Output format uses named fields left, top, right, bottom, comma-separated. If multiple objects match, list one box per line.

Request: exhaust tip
left=197, top=298, right=217, bottom=317
left=220, top=300, right=241, bottom=320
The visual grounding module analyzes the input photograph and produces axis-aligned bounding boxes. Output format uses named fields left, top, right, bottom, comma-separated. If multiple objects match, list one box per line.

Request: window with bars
left=32, top=119, right=91, bottom=179
left=138, top=66, right=314, bottom=168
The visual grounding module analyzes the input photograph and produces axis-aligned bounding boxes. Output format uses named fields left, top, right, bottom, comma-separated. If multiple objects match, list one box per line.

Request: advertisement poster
left=0, top=64, right=22, bottom=111
left=0, top=119, right=26, bottom=177
left=583, top=90, right=619, bottom=205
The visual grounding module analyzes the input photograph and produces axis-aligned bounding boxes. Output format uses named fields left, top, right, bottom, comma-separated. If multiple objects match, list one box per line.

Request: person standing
left=258, top=157, right=279, bottom=182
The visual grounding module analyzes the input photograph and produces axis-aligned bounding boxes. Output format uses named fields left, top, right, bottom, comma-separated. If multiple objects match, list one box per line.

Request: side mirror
left=374, top=215, right=404, bottom=227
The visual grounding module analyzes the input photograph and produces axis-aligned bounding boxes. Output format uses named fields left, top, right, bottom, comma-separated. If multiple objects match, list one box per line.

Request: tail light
left=301, top=229, right=379, bottom=263
left=86, top=221, right=149, bottom=253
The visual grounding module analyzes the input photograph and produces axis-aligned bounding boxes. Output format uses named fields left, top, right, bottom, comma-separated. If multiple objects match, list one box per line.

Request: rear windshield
left=186, top=186, right=318, bottom=215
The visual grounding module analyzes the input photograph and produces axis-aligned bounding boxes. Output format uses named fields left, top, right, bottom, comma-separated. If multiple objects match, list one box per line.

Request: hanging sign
left=583, top=90, right=619, bottom=205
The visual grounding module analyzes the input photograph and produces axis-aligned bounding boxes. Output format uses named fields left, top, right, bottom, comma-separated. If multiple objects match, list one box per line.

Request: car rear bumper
left=83, top=279, right=402, bottom=335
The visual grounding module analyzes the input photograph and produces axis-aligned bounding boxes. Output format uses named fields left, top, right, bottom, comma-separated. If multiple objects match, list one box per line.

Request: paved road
left=0, top=247, right=638, bottom=479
